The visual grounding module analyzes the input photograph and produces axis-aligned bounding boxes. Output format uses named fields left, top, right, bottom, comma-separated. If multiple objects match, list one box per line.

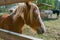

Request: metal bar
left=0, top=28, right=43, bottom=40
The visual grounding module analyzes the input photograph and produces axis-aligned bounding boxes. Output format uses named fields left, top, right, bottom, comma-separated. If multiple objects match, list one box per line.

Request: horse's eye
left=33, top=12, right=38, bottom=20
left=33, top=8, right=38, bottom=20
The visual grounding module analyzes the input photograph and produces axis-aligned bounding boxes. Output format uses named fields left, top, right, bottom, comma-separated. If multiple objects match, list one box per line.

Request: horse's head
left=24, top=3, right=46, bottom=34
left=13, top=2, right=46, bottom=34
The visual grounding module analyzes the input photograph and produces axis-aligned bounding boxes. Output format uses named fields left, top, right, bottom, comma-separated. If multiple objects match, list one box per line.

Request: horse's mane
left=13, top=3, right=27, bottom=21
left=13, top=2, right=39, bottom=22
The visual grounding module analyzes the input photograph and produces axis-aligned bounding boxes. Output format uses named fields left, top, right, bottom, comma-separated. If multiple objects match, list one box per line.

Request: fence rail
left=0, top=0, right=26, bottom=6
left=0, top=28, right=43, bottom=40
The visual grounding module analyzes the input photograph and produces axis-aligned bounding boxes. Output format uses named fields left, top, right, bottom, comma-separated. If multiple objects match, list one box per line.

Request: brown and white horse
left=0, top=2, right=45, bottom=34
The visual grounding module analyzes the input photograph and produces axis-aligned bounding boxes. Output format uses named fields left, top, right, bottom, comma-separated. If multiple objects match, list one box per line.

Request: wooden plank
left=0, top=28, right=43, bottom=40
left=0, top=0, right=33, bottom=6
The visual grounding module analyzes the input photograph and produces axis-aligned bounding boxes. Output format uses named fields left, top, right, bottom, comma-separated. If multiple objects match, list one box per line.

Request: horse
left=39, top=10, right=48, bottom=18
left=0, top=2, right=45, bottom=34
left=51, top=9, right=60, bottom=18
left=40, top=10, right=53, bottom=18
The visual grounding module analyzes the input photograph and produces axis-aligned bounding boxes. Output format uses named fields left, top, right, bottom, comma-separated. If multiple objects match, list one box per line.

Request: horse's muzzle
left=36, top=28, right=45, bottom=34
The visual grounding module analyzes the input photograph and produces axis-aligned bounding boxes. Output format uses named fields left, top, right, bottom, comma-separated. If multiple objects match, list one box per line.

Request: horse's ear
left=33, top=12, right=38, bottom=20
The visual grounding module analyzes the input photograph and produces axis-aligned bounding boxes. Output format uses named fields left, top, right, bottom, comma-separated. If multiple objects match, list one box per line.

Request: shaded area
left=42, top=18, right=58, bottom=21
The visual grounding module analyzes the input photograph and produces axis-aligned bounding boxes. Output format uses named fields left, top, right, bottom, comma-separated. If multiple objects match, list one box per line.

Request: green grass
left=43, top=17, right=60, bottom=40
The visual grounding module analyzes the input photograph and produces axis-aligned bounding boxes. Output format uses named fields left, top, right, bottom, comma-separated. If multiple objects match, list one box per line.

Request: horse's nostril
left=37, top=29, right=42, bottom=34
left=42, top=28, right=44, bottom=33
left=37, top=29, right=44, bottom=34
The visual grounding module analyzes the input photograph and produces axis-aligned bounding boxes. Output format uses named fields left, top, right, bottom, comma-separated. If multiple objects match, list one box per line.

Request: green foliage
left=36, top=0, right=54, bottom=9
left=36, top=0, right=42, bottom=4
